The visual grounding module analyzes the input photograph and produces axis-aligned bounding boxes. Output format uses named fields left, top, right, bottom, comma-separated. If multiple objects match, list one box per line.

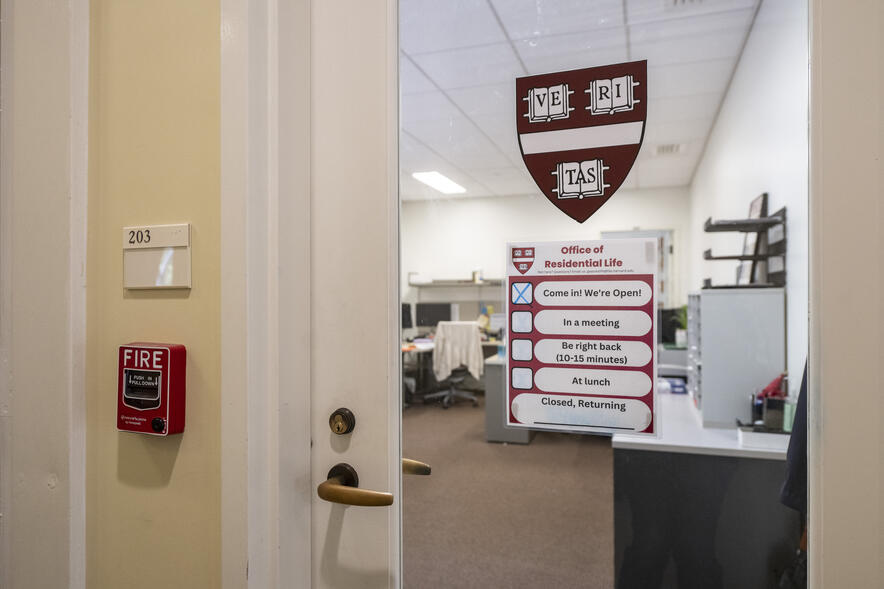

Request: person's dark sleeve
left=780, top=363, right=807, bottom=515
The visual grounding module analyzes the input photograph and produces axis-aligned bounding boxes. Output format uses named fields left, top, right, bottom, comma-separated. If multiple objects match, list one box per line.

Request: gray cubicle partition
left=484, top=356, right=533, bottom=444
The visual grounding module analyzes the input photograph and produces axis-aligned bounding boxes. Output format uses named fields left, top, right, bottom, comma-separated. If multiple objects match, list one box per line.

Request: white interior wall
left=689, top=0, right=808, bottom=395
left=401, top=186, right=692, bottom=318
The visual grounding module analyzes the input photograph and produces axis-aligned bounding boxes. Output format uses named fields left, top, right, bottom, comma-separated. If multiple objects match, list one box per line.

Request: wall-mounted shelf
left=703, top=193, right=787, bottom=289
left=703, top=216, right=783, bottom=233
left=703, top=250, right=775, bottom=262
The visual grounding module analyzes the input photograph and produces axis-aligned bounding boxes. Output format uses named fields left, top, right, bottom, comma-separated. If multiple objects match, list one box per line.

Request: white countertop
left=612, top=393, right=789, bottom=460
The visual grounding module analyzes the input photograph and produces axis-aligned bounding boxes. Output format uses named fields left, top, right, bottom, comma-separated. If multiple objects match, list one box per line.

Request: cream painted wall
left=689, top=0, right=808, bottom=395
left=87, top=2, right=221, bottom=588
left=401, top=187, right=692, bottom=310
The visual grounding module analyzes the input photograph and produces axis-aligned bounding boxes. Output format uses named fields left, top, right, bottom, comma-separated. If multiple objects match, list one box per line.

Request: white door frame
left=220, top=0, right=312, bottom=586
left=0, top=0, right=89, bottom=587
left=220, top=0, right=400, bottom=587
left=69, top=3, right=90, bottom=586
left=807, top=0, right=883, bottom=585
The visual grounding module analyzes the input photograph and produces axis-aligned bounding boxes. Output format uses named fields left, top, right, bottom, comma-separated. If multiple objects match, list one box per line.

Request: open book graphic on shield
left=516, top=60, right=647, bottom=223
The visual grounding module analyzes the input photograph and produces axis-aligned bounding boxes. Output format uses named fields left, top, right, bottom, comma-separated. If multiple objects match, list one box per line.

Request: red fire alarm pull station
left=117, top=343, right=186, bottom=435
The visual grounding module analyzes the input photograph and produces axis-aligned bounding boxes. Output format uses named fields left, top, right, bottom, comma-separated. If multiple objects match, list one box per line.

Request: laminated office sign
left=506, top=239, right=657, bottom=435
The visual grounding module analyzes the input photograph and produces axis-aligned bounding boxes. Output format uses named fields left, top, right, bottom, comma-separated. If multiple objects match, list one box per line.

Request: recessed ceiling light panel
left=411, top=171, right=467, bottom=194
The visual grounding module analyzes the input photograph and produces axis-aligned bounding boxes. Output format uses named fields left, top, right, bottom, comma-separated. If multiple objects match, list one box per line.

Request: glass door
left=399, top=1, right=809, bottom=587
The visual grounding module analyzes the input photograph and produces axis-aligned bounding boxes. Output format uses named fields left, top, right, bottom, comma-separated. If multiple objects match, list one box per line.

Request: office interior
left=399, top=0, right=808, bottom=587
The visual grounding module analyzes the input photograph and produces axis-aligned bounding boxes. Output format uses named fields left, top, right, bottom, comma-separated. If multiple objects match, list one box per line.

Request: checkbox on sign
left=511, top=282, right=532, bottom=304
left=511, top=339, right=533, bottom=361
left=511, top=367, right=533, bottom=390
left=511, top=311, right=533, bottom=333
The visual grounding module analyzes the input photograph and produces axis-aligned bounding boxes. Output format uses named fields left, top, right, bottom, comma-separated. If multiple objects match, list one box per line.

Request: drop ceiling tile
left=643, top=117, right=715, bottom=144
left=466, top=113, right=523, bottom=165
left=400, top=132, right=447, bottom=171
left=648, top=59, right=734, bottom=99
left=470, top=167, right=538, bottom=196
left=636, top=157, right=696, bottom=188
left=633, top=138, right=704, bottom=186
left=635, top=141, right=655, bottom=160
left=516, top=26, right=629, bottom=75
left=630, top=8, right=754, bottom=42
left=408, top=113, right=512, bottom=170
left=412, top=43, right=525, bottom=90
left=445, top=83, right=524, bottom=163
left=635, top=138, right=704, bottom=163
left=401, top=0, right=506, bottom=55
left=630, top=9, right=753, bottom=68
left=646, top=93, right=722, bottom=123
left=490, top=0, right=625, bottom=40
left=401, top=91, right=460, bottom=128
left=625, top=0, right=757, bottom=26
left=621, top=167, right=639, bottom=189
left=632, top=29, right=746, bottom=66
left=400, top=55, right=439, bottom=95
left=447, top=82, right=514, bottom=119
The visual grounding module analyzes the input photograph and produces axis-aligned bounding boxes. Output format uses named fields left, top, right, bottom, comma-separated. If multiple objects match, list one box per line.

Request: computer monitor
left=415, top=303, right=451, bottom=327
left=402, top=303, right=413, bottom=329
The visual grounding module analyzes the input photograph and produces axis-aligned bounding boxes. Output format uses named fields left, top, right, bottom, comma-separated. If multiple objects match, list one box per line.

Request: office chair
left=426, top=321, right=483, bottom=408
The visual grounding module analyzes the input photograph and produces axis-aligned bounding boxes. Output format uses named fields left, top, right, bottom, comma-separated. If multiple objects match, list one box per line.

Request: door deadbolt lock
left=329, top=408, right=356, bottom=435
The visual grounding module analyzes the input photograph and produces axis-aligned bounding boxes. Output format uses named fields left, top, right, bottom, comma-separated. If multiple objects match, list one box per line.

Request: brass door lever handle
left=317, top=463, right=393, bottom=507
left=402, top=458, right=431, bottom=475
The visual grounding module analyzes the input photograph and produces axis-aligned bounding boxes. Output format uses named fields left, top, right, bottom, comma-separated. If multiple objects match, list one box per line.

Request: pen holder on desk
left=762, top=397, right=785, bottom=430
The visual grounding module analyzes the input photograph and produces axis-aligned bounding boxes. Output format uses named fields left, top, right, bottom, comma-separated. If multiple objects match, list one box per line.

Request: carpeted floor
left=403, top=396, right=614, bottom=588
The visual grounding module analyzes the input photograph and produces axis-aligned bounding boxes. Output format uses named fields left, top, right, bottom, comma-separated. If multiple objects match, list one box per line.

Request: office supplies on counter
left=736, top=423, right=791, bottom=451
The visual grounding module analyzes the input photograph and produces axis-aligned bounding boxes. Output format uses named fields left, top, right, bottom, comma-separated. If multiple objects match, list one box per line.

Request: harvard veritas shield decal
left=511, top=246, right=534, bottom=274
left=516, top=60, right=647, bottom=223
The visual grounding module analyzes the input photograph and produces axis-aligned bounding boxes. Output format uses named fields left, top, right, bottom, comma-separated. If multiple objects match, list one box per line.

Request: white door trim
left=387, top=0, right=403, bottom=578
left=1, top=4, right=12, bottom=586
left=808, top=0, right=883, bottom=586
left=0, top=0, right=89, bottom=587
left=69, top=1, right=90, bottom=587
left=220, top=0, right=312, bottom=587
left=220, top=0, right=251, bottom=584
left=221, top=0, right=401, bottom=586
left=276, top=0, right=313, bottom=583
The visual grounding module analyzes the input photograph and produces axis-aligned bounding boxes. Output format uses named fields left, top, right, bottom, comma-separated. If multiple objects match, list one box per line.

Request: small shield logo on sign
left=516, top=60, right=647, bottom=223
left=512, top=247, right=534, bottom=275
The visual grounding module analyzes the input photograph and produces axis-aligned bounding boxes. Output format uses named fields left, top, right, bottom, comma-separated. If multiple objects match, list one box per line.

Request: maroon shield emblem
left=512, top=247, right=534, bottom=275
left=516, top=60, right=647, bottom=223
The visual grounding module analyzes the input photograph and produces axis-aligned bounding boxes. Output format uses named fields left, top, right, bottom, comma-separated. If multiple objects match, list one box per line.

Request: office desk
left=402, top=342, right=434, bottom=402
left=612, top=394, right=799, bottom=589
left=481, top=340, right=502, bottom=359
left=404, top=340, right=499, bottom=397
